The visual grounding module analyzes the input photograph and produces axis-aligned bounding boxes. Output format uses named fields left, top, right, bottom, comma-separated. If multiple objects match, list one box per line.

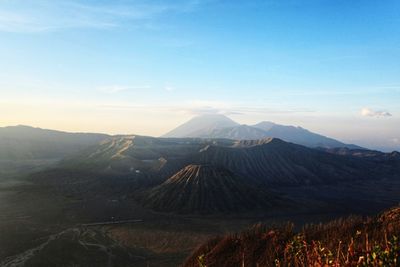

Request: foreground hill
left=183, top=206, right=400, bottom=267
left=163, top=114, right=360, bottom=149
left=141, top=164, right=277, bottom=213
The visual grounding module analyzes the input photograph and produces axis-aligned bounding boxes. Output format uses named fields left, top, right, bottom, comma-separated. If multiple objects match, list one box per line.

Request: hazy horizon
left=0, top=112, right=398, bottom=152
left=1, top=0, right=399, bottom=151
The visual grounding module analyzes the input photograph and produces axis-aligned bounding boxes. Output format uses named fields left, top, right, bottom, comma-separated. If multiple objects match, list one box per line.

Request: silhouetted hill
left=0, top=125, right=109, bottom=161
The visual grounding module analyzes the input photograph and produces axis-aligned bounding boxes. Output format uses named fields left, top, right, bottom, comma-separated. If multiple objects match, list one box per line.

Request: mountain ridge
left=163, top=114, right=239, bottom=138
left=56, top=135, right=396, bottom=188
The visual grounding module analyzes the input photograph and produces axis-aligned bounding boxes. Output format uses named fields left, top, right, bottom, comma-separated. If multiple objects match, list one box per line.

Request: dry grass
left=183, top=207, right=400, bottom=267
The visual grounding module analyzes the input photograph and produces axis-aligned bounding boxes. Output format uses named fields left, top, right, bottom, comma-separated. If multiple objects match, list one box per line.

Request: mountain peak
left=192, top=113, right=233, bottom=120
left=162, top=114, right=238, bottom=138
left=252, top=121, right=276, bottom=131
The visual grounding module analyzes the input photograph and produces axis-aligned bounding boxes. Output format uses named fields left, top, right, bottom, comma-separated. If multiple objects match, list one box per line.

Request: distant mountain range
left=163, top=114, right=361, bottom=149
left=0, top=118, right=365, bottom=164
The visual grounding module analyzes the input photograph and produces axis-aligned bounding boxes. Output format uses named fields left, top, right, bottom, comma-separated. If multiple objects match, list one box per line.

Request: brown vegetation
left=183, top=206, right=400, bottom=267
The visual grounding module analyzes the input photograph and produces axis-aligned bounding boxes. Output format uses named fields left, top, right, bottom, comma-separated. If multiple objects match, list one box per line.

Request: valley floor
left=1, top=175, right=400, bottom=266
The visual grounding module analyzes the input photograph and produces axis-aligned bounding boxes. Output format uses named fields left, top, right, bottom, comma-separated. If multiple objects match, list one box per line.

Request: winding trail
left=0, top=220, right=144, bottom=267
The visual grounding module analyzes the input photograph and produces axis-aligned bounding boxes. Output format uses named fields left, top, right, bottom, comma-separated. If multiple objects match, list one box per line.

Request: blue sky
left=0, top=0, right=399, bottom=150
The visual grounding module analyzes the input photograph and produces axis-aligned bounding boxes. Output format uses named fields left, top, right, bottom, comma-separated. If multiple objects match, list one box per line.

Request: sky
left=0, top=0, right=399, bottom=151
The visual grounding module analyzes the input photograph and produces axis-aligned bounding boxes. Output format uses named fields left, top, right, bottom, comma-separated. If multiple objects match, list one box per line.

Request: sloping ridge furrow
left=195, top=139, right=376, bottom=185
left=142, top=164, right=276, bottom=214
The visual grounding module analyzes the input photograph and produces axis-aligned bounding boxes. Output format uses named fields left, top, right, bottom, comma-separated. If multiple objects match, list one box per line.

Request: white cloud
left=361, top=107, right=392, bottom=118
left=98, top=85, right=151, bottom=94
